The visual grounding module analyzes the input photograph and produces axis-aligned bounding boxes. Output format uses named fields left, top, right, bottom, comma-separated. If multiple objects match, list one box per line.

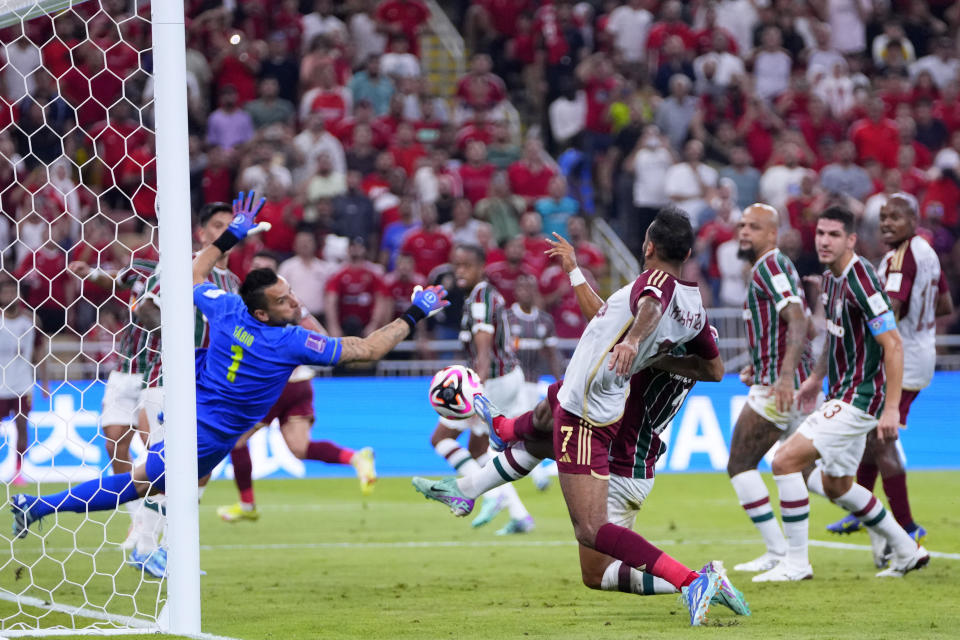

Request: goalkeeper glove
left=401, top=284, right=449, bottom=331
left=213, top=190, right=270, bottom=252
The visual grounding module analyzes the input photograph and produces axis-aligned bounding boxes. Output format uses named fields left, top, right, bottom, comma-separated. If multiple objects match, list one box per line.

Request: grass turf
left=2, top=470, right=959, bottom=639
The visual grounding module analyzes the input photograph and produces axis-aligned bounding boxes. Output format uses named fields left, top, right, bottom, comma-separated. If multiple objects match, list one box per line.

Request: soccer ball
left=429, top=365, right=483, bottom=419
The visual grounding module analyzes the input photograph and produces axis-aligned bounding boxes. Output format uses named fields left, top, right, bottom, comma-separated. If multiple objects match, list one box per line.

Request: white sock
left=600, top=560, right=678, bottom=595
left=434, top=438, right=481, bottom=475
left=731, top=470, right=786, bottom=556
left=500, top=482, right=530, bottom=520
left=197, top=486, right=206, bottom=501
left=457, top=443, right=542, bottom=499
left=832, top=484, right=915, bottom=558
left=774, top=472, right=810, bottom=568
left=134, top=496, right=165, bottom=555
left=126, top=498, right=142, bottom=524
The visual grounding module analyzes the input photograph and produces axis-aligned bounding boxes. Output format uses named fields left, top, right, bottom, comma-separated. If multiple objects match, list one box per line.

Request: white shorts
left=138, top=386, right=164, bottom=444
left=440, top=367, right=525, bottom=434
left=746, top=385, right=820, bottom=435
left=100, top=371, right=145, bottom=428
left=797, top=400, right=877, bottom=478
left=607, top=474, right=655, bottom=529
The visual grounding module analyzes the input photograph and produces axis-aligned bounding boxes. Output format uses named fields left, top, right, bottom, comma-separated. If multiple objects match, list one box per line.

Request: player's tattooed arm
left=545, top=232, right=604, bottom=319
left=773, top=302, right=809, bottom=413
left=339, top=319, right=411, bottom=363
left=608, top=297, right=662, bottom=376
left=875, top=328, right=904, bottom=442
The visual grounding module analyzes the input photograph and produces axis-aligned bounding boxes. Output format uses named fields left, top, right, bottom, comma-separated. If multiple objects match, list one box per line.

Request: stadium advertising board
left=4, top=374, right=959, bottom=482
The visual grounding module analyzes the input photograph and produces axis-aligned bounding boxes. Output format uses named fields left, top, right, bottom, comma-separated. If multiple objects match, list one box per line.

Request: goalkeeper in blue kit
left=11, top=192, right=449, bottom=538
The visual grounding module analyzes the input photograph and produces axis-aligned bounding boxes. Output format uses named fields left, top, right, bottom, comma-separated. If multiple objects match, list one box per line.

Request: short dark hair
left=240, top=268, right=278, bottom=314
left=199, top=202, right=232, bottom=227
left=648, top=207, right=694, bottom=263
left=819, top=205, right=856, bottom=234
left=455, top=243, right=486, bottom=264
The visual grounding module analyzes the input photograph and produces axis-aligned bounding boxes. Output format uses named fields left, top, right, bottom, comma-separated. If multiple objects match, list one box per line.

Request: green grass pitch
left=3, top=471, right=959, bottom=639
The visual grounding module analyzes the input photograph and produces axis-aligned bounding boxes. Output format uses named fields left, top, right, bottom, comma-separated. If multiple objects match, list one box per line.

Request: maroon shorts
left=262, top=380, right=314, bottom=425
left=553, top=404, right=620, bottom=478
left=0, top=395, right=29, bottom=419
left=898, top=390, right=920, bottom=426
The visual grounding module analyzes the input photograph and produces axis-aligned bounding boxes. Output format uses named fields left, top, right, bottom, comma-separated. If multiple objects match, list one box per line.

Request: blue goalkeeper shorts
left=142, top=420, right=237, bottom=492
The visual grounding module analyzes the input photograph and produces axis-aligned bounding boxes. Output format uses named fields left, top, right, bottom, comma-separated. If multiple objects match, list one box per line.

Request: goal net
left=0, top=0, right=197, bottom=634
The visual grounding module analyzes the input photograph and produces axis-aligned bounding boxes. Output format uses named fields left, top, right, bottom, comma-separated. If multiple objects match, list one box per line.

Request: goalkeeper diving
left=10, top=192, right=449, bottom=537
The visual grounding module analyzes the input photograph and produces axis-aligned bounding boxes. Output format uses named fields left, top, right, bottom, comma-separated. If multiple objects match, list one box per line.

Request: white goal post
left=0, top=0, right=201, bottom=636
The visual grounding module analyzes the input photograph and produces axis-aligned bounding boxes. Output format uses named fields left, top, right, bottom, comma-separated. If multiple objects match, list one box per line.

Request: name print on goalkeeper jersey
left=193, top=282, right=342, bottom=439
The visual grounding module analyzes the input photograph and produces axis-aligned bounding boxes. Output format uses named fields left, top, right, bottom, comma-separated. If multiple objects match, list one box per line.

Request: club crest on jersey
left=305, top=334, right=327, bottom=353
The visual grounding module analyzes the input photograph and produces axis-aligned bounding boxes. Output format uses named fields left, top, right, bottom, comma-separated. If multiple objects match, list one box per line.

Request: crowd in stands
left=2, top=0, right=960, bottom=363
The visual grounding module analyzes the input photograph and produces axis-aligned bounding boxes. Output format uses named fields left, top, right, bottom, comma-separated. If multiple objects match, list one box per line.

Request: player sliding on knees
left=756, top=206, right=929, bottom=582
left=415, top=212, right=749, bottom=626
left=10, top=191, right=448, bottom=539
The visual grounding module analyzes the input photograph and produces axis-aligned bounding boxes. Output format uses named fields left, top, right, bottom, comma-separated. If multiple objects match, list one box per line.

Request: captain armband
left=867, top=310, right=897, bottom=337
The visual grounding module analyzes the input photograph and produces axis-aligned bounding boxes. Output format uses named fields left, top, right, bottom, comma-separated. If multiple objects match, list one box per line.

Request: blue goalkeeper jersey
left=192, top=282, right=343, bottom=439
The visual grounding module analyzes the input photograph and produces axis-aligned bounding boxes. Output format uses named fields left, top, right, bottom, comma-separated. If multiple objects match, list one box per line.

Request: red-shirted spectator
left=335, top=100, right=392, bottom=149
left=41, top=19, right=77, bottom=79
left=468, top=0, right=535, bottom=39
left=933, top=84, right=960, bottom=134
left=519, top=211, right=551, bottom=276
left=485, top=236, right=529, bottom=306
left=201, top=146, right=234, bottom=205
left=375, top=0, right=429, bottom=58
left=576, top=54, right=620, bottom=148
left=210, top=31, right=260, bottom=105
left=390, top=122, right=427, bottom=177
left=646, top=0, right=696, bottom=64
left=455, top=111, right=495, bottom=152
left=455, top=53, right=507, bottom=112
left=458, top=141, right=496, bottom=204
left=896, top=147, right=929, bottom=197
left=797, top=96, right=845, bottom=162
left=786, top=171, right=827, bottom=255
left=382, top=252, right=426, bottom=319
left=255, top=181, right=304, bottom=256
left=850, top=99, right=900, bottom=169
left=507, top=138, right=556, bottom=205
left=539, top=261, right=597, bottom=339
left=324, top=238, right=390, bottom=337
left=13, top=233, right=73, bottom=334
left=70, top=216, right=120, bottom=309
left=920, top=166, right=960, bottom=229
left=375, top=93, right=407, bottom=138
left=301, top=64, right=349, bottom=127
left=565, top=216, right=607, bottom=280
left=120, top=139, right=157, bottom=222
left=88, top=102, right=148, bottom=188
left=400, top=204, right=452, bottom=277
left=695, top=204, right=736, bottom=283
left=693, top=3, right=738, bottom=55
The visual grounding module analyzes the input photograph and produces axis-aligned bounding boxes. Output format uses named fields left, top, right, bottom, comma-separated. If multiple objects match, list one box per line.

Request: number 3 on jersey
left=226, top=344, right=244, bottom=382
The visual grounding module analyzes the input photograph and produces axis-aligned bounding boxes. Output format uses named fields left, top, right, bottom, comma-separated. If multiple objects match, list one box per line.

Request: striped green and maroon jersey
left=460, top=280, right=519, bottom=380
left=114, top=258, right=159, bottom=376
left=822, top=255, right=893, bottom=415
left=744, top=249, right=815, bottom=387
left=607, top=326, right=719, bottom=480
left=140, top=265, right=241, bottom=387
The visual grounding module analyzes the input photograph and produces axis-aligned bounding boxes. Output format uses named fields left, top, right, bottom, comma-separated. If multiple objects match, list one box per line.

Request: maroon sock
left=231, top=446, right=254, bottom=505
left=593, top=523, right=696, bottom=589
left=882, top=473, right=915, bottom=529
left=306, top=440, right=355, bottom=465
left=617, top=562, right=632, bottom=593
left=857, top=463, right=879, bottom=492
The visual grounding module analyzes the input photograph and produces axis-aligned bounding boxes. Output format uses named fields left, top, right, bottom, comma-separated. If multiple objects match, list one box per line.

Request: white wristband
left=569, top=267, right=586, bottom=287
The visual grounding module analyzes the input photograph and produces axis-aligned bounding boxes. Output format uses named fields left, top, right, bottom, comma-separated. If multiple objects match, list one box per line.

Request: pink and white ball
left=428, top=365, right=483, bottom=419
